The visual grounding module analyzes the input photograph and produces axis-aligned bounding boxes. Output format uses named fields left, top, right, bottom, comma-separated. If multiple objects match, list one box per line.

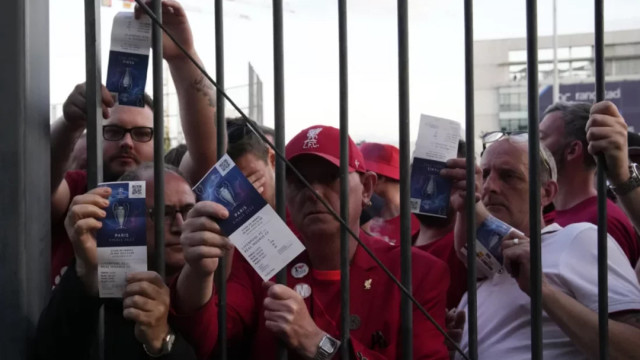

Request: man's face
left=235, top=152, right=276, bottom=208
left=286, top=156, right=364, bottom=241
left=480, top=140, right=530, bottom=232
left=103, top=105, right=154, bottom=181
left=145, top=171, right=196, bottom=276
left=539, top=111, right=567, bottom=173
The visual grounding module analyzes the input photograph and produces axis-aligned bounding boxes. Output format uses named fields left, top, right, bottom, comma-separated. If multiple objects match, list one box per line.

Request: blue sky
left=50, top=0, right=640, bottom=145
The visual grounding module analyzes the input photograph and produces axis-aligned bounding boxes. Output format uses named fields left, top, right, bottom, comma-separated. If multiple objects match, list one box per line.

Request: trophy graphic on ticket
left=112, top=202, right=129, bottom=229
left=216, top=181, right=238, bottom=208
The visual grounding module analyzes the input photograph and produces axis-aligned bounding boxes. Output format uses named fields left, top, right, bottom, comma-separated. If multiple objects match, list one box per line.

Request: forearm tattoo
left=191, top=76, right=216, bottom=108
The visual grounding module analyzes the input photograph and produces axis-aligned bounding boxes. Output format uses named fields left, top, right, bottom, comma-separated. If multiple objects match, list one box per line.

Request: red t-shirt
left=555, top=196, right=639, bottom=265
left=51, top=170, right=88, bottom=287
left=170, top=231, right=450, bottom=360
left=415, top=231, right=468, bottom=309
left=367, top=214, right=420, bottom=245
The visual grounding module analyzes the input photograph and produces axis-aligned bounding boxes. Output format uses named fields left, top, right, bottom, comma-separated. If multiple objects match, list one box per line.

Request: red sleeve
left=64, top=170, right=87, bottom=198
left=169, top=252, right=260, bottom=360
left=413, top=254, right=450, bottom=360
left=607, top=219, right=638, bottom=264
left=169, top=291, right=219, bottom=360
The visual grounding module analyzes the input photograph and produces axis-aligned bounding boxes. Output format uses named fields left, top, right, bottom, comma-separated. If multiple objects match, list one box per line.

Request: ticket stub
left=410, top=114, right=461, bottom=217
left=193, top=154, right=305, bottom=281
left=96, top=181, right=147, bottom=298
left=460, top=215, right=521, bottom=277
left=106, top=12, right=151, bottom=107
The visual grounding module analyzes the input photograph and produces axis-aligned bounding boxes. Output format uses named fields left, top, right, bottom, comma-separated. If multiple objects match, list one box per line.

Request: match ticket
left=96, top=181, right=148, bottom=298
left=106, top=12, right=151, bottom=107
left=460, top=215, right=521, bottom=278
left=193, top=154, right=305, bottom=281
left=410, top=114, right=461, bottom=217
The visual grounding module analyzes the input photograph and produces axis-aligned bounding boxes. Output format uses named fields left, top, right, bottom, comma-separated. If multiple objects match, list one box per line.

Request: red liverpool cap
left=286, top=125, right=367, bottom=173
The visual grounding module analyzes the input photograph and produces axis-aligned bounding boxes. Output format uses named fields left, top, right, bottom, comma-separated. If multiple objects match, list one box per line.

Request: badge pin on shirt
left=295, top=283, right=312, bottom=299
left=291, top=263, right=309, bottom=278
left=364, top=279, right=372, bottom=290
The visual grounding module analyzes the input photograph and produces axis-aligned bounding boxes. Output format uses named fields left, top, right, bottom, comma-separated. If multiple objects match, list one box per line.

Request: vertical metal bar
left=525, top=1, right=542, bottom=359
left=249, top=63, right=255, bottom=120
left=84, top=2, right=104, bottom=359
left=397, top=0, right=412, bottom=358
left=215, top=0, right=228, bottom=358
left=152, top=0, right=165, bottom=279
left=337, top=0, right=350, bottom=358
left=85, top=0, right=103, bottom=190
left=0, top=0, right=50, bottom=357
left=272, top=0, right=288, bottom=359
left=552, top=0, right=559, bottom=102
left=463, top=0, right=478, bottom=359
left=257, top=78, right=264, bottom=125
left=594, top=0, right=609, bottom=358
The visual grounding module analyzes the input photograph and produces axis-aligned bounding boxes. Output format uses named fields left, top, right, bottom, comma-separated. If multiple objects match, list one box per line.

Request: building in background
left=475, top=29, right=640, bottom=153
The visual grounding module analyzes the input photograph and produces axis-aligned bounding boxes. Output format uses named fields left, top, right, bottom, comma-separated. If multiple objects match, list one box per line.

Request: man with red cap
left=359, top=142, right=420, bottom=245
left=170, top=125, right=450, bottom=359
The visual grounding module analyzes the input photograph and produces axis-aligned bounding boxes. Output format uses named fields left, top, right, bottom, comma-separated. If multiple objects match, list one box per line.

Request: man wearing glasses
left=49, top=0, right=219, bottom=288
left=36, top=163, right=197, bottom=359
left=443, top=136, right=640, bottom=359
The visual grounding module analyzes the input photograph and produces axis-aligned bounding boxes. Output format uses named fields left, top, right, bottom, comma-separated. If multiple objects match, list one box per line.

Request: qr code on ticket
left=216, top=155, right=233, bottom=176
left=129, top=182, right=145, bottom=198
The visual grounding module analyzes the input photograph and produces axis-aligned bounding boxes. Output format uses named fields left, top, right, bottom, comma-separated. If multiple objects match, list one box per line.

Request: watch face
left=320, top=337, right=337, bottom=352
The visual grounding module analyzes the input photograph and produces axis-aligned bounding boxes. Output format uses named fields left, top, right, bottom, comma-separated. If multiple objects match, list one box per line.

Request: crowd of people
left=35, top=1, right=640, bottom=359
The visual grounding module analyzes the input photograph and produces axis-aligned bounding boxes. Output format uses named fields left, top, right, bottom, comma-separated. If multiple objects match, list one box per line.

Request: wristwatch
left=610, top=163, right=640, bottom=196
left=143, top=329, right=176, bottom=358
left=313, top=333, right=341, bottom=360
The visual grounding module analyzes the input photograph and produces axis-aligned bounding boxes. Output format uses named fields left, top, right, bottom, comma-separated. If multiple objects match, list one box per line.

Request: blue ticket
left=410, top=158, right=452, bottom=217
left=193, top=154, right=305, bottom=281
left=96, top=181, right=148, bottom=298
left=105, top=12, right=151, bottom=107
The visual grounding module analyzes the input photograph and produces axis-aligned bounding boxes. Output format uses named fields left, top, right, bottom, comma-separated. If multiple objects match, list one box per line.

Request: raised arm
left=440, top=158, right=483, bottom=264
left=136, top=0, right=219, bottom=185
left=51, top=84, right=114, bottom=221
left=175, top=201, right=232, bottom=314
left=587, top=101, right=640, bottom=232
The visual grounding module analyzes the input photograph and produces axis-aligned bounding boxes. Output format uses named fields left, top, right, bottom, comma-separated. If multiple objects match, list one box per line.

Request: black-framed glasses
left=148, top=204, right=194, bottom=224
left=480, top=130, right=556, bottom=181
left=103, top=125, right=154, bottom=142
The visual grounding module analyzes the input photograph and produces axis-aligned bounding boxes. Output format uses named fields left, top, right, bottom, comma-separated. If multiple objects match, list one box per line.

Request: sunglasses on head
left=481, top=130, right=555, bottom=181
left=481, top=131, right=528, bottom=152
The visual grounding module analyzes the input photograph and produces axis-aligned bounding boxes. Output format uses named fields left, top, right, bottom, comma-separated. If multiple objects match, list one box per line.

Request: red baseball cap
left=286, top=125, right=367, bottom=173
left=359, top=142, right=399, bottom=180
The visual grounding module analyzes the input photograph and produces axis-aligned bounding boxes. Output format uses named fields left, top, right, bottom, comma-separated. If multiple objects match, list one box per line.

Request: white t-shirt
left=455, top=222, right=640, bottom=360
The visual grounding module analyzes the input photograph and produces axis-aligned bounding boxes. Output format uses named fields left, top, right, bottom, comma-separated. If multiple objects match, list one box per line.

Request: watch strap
left=611, top=163, right=640, bottom=196
left=143, top=329, right=176, bottom=358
